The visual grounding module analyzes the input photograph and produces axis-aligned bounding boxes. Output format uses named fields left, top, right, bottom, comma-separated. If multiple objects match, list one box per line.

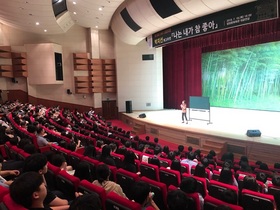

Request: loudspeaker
left=66, top=89, right=72, bottom=95
left=139, top=113, right=146, bottom=118
left=246, top=129, right=261, bottom=137
left=125, top=101, right=132, bottom=113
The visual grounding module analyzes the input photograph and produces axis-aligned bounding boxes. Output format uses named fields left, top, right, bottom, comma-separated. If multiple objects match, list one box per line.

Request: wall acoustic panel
left=149, top=0, right=182, bottom=19
left=120, top=8, right=142, bottom=32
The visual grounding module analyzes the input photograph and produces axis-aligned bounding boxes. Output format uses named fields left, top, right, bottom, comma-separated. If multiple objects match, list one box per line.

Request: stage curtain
left=163, top=17, right=280, bottom=109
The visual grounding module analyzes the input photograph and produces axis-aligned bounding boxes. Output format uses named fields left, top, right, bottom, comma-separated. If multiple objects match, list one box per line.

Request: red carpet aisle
left=108, top=119, right=178, bottom=151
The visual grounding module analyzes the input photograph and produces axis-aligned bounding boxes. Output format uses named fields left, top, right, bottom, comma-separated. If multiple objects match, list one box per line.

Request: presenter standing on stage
left=180, top=100, right=188, bottom=124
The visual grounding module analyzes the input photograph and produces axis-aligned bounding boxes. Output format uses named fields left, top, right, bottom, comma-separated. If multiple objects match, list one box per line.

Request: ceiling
left=0, top=0, right=256, bottom=45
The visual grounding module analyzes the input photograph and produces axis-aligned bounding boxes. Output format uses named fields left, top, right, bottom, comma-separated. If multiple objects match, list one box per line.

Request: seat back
left=2, top=194, right=28, bottom=210
left=241, top=189, right=275, bottom=210
left=116, top=168, right=140, bottom=200
left=0, top=185, right=9, bottom=203
left=204, top=195, right=243, bottom=210
left=55, top=170, right=80, bottom=200
left=111, top=153, right=124, bottom=168
left=105, top=191, right=141, bottom=210
left=45, top=162, right=61, bottom=191
left=159, top=167, right=181, bottom=187
left=168, top=185, right=200, bottom=210
left=68, top=151, right=84, bottom=170
left=139, top=162, right=159, bottom=181
left=208, top=180, right=239, bottom=204
left=182, top=173, right=208, bottom=197
left=78, top=179, right=107, bottom=210
left=140, top=176, right=168, bottom=210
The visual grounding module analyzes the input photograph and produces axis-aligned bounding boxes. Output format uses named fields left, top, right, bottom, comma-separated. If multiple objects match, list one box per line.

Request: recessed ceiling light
left=99, top=6, right=104, bottom=11
left=36, top=22, right=40, bottom=25
left=73, top=1, right=76, bottom=5
left=95, top=26, right=98, bottom=28
left=44, top=29, right=47, bottom=32
left=73, top=12, right=77, bottom=15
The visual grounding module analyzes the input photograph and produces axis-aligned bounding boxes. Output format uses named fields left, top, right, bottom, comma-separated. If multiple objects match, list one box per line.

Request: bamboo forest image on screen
left=202, top=41, right=280, bottom=111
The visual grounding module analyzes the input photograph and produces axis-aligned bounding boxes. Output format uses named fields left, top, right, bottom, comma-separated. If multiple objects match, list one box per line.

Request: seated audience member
left=161, top=145, right=170, bottom=158
left=122, top=150, right=137, bottom=173
left=36, top=126, right=53, bottom=147
left=154, top=146, right=162, bottom=157
left=22, top=153, right=69, bottom=208
left=256, top=172, right=268, bottom=192
left=259, top=162, right=269, bottom=171
left=99, top=145, right=116, bottom=166
left=221, top=152, right=234, bottom=163
left=272, top=174, right=280, bottom=187
left=220, top=188, right=238, bottom=205
left=23, top=143, right=38, bottom=154
left=181, top=152, right=198, bottom=174
left=17, top=138, right=32, bottom=150
left=171, top=159, right=182, bottom=173
left=219, top=167, right=238, bottom=187
left=148, top=156, right=161, bottom=168
left=194, top=163, right=207, bottom=178
left=51, top=154, right=73, bottom=173
left=167, top=189, right=189, bottom=210
left=167, top=151, right=176, bottom=161
left=83, top=144, right=97, bottom=159
left=132, top=181, right=159, bottom=210
left=180, top=177, right=204, bottom=209
left=69, top=194, right=102, bottom=210
left=242, top=175, right=259, bottom=192
left=201, top=158, right=213, bottom=179
left=92, top=164, right=127, bottom=198
left=10, top=171, right=52, bottom=210
left=74, top=162, right=93, bottom=182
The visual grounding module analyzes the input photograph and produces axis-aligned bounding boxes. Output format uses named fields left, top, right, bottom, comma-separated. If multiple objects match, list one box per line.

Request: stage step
left=131, top=123, right=145, bottom=135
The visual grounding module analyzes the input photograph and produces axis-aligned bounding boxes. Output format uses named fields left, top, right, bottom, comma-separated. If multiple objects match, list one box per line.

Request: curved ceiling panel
left=111, top=0, right=256, bottom=45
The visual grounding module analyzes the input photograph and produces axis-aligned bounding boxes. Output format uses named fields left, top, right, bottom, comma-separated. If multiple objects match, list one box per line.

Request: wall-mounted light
left=66, top=89, right=72, bottom=95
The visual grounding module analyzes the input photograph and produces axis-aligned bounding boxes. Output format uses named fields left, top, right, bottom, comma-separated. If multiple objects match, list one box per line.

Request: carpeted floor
left=108, top=119, right=179, bottom=151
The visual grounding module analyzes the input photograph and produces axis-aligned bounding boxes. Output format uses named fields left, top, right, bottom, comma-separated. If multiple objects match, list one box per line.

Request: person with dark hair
left=109, top=143, right=117, bottom=152
left=180, top=177, right=204, bottom=208
left=74, top=162, right=93, bottom=182
left=92, top=164, right=127, bottom=198
left=51, top=154, right=73, bottom=172
left=23, top=153, right=69, bottom=208
left=272, top=174, right=280, bottom=186
left=115, top=145, right=127, bottom=156
left=10, top=171, right=51, bottom=209
left=132, top=181, right=159, bottom=210
left=194, top=163, right=206, bottom=178
left=167, top=189, right=188, bottom=210
left=259, top=162, right=269, bottom=171
left=17, top=138, right=32, bottom=149
left=220, top=189, right=237, bottom=204
left=167, top=151, right=176, bottom=161
left=154, top=146, right=162, bottom=156
left=243, top=175, right=259, bottom=192
left=145, top=136, right=150, bottom=142
left=219, top=167, right=238, bottom=187
left=148, top=156, right=161, bottom=168
left=69, top=194, right=102, bottom=210
left=23, top=143, right=38, bottom=154
left=83, top=144, right=96, bottom=159
left=162, top=145, right=170, bottom=157
left=122, top=150, right=137, bottom=173
left=221, top=152, right=234, bottom=163
left=171, top=159, right=182, bottom=173
left=181, top=152, right=198, bottom=174
left=180, top=100, right=188, bottom=124
left=36, top=126, right=52, bottom=147
left=99, top=145, right=116, bottom=166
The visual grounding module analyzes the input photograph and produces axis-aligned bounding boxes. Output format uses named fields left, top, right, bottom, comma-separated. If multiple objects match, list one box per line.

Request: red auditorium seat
left=106, top=191, right=142, bottom=210
left=241, top=189, right=276, bottom=210
left=78, top=179, right=107, bottom=210
left=139, top=162, right=160, bottom=181
left=204, top=195, right=243, bottom=210
left=168, top=185, right=201, bottom=210
left=0, top=185, right=9, bottom=203
left=68, top=151, right=84, bottom=169
left=208, top=179, right=239, bottom=204
left=1, top=194, right=28, bottom=210
left=111, top=153, right=124, bottom=168
left=182, top=173, right=208, bottom=197
left=140, top=176, right=168, bottom=210
left=159, top=167, right=181, bottom=187
left=55, top=170, right=80, bottom=200
left=181, top=163, right=190, bottom=174
left=116, top=168, right=140, bottom=200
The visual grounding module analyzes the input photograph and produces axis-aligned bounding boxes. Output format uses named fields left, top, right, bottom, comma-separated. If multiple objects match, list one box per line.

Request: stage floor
left=123, top=107, right=280, bottom=146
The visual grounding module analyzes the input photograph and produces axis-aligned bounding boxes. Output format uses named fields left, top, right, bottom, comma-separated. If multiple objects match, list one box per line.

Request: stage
left=120, top=107, right=280, bottom=165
